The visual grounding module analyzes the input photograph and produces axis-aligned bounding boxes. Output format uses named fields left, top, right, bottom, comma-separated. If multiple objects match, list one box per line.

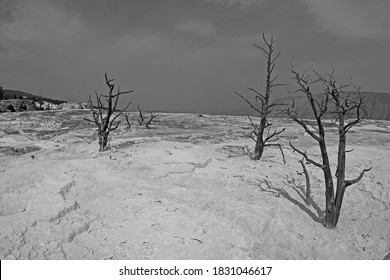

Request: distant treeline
left=0, top=88, right=66, bottom=105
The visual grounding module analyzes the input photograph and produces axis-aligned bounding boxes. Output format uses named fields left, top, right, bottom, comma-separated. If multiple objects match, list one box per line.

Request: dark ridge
left=2, top=89, right=67, bottom=105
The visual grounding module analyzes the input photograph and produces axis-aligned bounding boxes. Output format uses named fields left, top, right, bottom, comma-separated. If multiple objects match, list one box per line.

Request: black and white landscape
left=0, top=0, right=389, bottom=260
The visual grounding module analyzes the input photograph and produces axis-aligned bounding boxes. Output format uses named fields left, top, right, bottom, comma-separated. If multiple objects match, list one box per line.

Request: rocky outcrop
left=55, top=102, right=88, bottom=110
left=0, top=100, right=38, bottom=112
left=0, top=100, right=89, bottom=113
left=35, top=101, right=58, bottom=110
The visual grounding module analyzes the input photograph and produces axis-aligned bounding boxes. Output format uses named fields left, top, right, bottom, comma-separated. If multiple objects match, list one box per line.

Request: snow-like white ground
left=0, top=110, right=389, bottom=259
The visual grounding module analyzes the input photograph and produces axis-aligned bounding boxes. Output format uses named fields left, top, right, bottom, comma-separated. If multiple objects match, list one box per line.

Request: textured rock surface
left=0, top=100, right=38, bottom=112
left=0, top=100, right=88, bottom=112
left=0, top=110, right=389, bottom=259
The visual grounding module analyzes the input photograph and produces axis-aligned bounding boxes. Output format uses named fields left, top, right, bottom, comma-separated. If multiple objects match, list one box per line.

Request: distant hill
left=226, top=91, right=390, bottom=121
left=2, top=89, right=66, bottom=105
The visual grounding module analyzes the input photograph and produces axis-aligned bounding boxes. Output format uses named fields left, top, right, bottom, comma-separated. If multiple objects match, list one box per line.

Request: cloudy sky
left=1, top=0, right=389, bottom=113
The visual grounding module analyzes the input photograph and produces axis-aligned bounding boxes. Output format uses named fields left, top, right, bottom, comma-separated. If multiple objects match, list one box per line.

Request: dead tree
left=124, top=112, right=132, bottom=129
left=145, top=112, right=156, bottom=129
left=286, top=69, right=371, bottom=229
left=137, top=105, right=144, bottom=126
left=235, top=34, right=286, bottom=162
left=86, top=73, right=132, bottom=152
left=137, top=104, right=156, bottom=129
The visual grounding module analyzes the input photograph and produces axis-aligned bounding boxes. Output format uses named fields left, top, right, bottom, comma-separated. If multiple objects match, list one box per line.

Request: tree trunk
left=319, top=137, right=337, bottom=229
left=253, top=141, right=265, bottom=160
left=334, top=184, right=346, bottom=226
left=334, top=122, right=347, bottom=226
left=323, top=170, right=336, bottom=229
left=253, top=117, right=266, bottom=160
left=99, top=132, right=108, bottom=152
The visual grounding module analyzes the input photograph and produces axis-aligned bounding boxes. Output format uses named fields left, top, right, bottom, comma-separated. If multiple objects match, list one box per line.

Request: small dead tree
left=145, top=112, right=156, bottom=129
left=137, top=104, right=156, bottom=129
left=235, top=34, right=286, bottom=162
left=137, top=104, right=144, bottom=126
left=124, top=112, right=132, bottom=129
left=286, top=68, right=371, bottom=229
left=86, top=73, right=132, bottom=152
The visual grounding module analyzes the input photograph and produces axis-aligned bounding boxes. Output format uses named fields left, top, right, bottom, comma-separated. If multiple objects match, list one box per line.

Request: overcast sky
left=1, top=0, right=389, bottom=113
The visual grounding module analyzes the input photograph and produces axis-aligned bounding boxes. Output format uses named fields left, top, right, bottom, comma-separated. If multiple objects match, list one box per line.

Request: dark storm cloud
left=0, top=0, right=389, bottom=113
left=302, top=0, right=390, bottom=40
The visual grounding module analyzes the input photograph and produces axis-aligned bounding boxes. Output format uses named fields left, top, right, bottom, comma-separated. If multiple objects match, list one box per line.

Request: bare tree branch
left=137, top=104, right=145, bottom=125
left=289, top=141, right=324, bottom=169
left=266, top=143, right=286, bottom=164
left=345, top=167, right=372, bottom=187
left=235, top=91, right=264, bottom=117
left=145, top=112, right=156, bottom=129
left=124, top=113, right=131, bottom=129
left=247, top=87, right=265, bottom=101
